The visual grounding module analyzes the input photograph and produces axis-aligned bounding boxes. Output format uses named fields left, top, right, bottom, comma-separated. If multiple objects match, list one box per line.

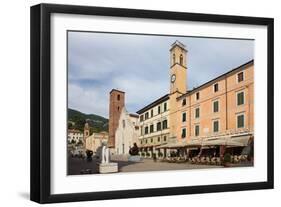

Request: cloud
left=68, top=31, right=254, bottom=117
left=68, top=83, right=108, bottom=117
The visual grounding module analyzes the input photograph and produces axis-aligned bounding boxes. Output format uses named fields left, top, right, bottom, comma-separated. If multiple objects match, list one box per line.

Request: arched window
left=173, top=54, right=176, bottom=64
left=180, top=54, right=183, bottom=65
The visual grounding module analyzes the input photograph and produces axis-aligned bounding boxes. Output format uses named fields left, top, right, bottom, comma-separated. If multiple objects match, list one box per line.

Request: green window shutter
left=213, top=101, right=219, bottom=112
left=195, top=108, right=200, bottom=118
left=162, top=120, right=167, bottom=129
left=182, top=128, right=186, bottom=138
left=237, top=115, right=244, bottom=128
left=213, top=121, right=219, bottom=132
left=150, top=125, right=154, bottom=133
left=182, top=113, right=186, bottom=122
left=237, top=92, right=244, bottom=105
left=195, top=125, right=199, bottom=136
left=157, top=122, right=161, bottom=131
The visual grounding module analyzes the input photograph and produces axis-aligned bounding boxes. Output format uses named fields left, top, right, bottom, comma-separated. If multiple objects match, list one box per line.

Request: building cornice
left=177, top=59, right=254, bottom=100
left=136, top=94, right=169, bottom=114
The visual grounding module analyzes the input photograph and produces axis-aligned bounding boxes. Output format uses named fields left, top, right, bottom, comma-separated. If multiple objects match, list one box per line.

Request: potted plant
left=223, top=153, right=232, bottom=167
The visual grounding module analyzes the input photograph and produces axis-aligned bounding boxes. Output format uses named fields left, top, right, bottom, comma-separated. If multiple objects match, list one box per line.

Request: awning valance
left=154, top=133, right=253, bottom=149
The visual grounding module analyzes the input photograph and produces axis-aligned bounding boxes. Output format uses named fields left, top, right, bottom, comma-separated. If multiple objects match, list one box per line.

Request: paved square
left=68, top=157, right=223, bottom=175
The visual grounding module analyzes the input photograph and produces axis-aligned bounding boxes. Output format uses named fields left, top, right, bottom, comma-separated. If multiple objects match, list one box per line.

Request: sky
left=68, top=32, right=254, bottom=118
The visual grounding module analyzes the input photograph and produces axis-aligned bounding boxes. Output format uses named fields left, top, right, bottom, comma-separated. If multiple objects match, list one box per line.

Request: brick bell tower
left=108, top=89, right=125, bottom=148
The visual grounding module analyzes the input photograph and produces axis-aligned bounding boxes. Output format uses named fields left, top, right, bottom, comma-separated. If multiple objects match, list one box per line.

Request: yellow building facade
left=137, top=41, right=254, bottom=158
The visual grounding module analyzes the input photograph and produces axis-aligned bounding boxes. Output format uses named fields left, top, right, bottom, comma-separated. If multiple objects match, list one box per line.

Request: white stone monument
left=99, top=144, right=118, bottom=173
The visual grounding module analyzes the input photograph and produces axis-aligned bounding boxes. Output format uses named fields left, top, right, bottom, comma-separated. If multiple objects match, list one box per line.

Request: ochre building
left=136, top=41, right=254, bottom=157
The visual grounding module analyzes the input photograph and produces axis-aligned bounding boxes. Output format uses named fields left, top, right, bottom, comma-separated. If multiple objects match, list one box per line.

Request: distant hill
left=68, top=108, right=108, bottom=133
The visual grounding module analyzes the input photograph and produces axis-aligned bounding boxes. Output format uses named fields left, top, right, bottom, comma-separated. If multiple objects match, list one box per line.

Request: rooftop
left=129, top=113, right=139, bottom=118
left=110, top=89, right=125, bottom=94
left=170, top=40, right=187, bottom=52
left=177, top=59, right=254, bottom=100
left=136, top=94, right=169, bottom=114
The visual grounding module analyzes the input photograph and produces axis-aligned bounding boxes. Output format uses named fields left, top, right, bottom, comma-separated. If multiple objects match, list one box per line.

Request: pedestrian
left=153, top=153, right=157, bottom=162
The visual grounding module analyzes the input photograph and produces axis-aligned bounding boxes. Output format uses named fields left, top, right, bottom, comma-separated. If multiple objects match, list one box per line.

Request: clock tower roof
left=170, top=40, right=187, bottom=52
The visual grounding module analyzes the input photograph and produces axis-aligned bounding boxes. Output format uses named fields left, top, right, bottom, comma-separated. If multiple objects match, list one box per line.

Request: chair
left=216, top=157, right=221, bottom=165
left=211, top=157, right=216, bottom=165
left=201, top=157, right=206, bottom=164
left=233, top=155, right=238, bottom=163
left=206, top=157, right=211, bottom=165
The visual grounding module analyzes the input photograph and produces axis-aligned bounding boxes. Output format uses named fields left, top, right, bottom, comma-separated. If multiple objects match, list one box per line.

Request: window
left=151, top=138, right=153, bottom=143
left=158, top=106, right=161, bottom=114
left=150, top=109, right=154, bottom=117
left=145, top=139, right=148, bottom=144
left=144, top=126, right=149, bottom=134
left=237, top=114, right=245, bottom=128
left=214, top=83, right=219, bottom=92
left=237, top=91, right=244, bottom=106
left=140, top=115, right=144, bottom=122
left=141, top=140, right=143, bottom=144
left=237, top=72, right=244, bottom=82
left=181, top=128, right=186, bottom=138
left=195, top=125, right=200, bottom=136
left=196, top=92, right=200, bottom=100
left=158, top=137, right=160, bottom=142
left=213, top=100, right=219, bottom=113
left=117, top=106, right=120, bottom=111
left=213, top=120, right=219, bottom=132
left=195, top=107, right=200, bottom=118
left=182, top=112, right=186, bottom=122
left=180, top=54, right=183, bottom=65
left=162, top=120, right=168, bottom=129
left=150, top=124, right=154, bottom=133
left=173, top=54, right=175, bottom=64
left=164, top=102, right=167, bottom=111
left=117, top=94, right=120, bottom=100
left=145, top=112, right=149, bottom=120
left=141, top=126, right=143, bottom=135
left=157, top=122, right=162, bottom=131
left=163, top=136, right=167, bottom=142
left=182, top=98, right=186, bottom=106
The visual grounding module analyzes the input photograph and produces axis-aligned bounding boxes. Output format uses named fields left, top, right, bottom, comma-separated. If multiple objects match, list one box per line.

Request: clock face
left=171, top=74, right=176, bottom=83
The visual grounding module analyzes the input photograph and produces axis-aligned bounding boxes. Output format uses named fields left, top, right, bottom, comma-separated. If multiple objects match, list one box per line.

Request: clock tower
left=169, top=41, right=187, bottom=94
left=169, top=41, right=188, bottom=141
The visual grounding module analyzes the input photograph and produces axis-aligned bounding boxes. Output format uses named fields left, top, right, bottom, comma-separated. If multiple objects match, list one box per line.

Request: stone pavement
left=68, top=156, right=223, bottom=175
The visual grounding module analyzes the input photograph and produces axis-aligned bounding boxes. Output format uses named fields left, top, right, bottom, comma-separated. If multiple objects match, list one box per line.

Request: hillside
left=68, top=108, right=109, bottom=133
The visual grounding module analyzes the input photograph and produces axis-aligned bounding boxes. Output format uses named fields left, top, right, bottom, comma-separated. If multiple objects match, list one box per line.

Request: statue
left=101, top=145, right=109, bottom=164
left=129, top=143, right=139, bottom=156
left=99, top=142, right=118, bottom=173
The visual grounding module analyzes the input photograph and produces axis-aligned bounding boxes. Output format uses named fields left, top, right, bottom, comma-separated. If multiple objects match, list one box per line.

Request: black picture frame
left=30, top=3, right=274, bottom=204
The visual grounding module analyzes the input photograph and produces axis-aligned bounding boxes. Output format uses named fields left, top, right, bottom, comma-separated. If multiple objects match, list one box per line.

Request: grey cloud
left=68, top=32, right=253, bottom=117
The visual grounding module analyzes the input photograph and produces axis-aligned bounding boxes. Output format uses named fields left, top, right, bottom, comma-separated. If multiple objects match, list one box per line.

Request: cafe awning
left=155, top=133, right=253, bottom=149
left=156, top=140, right=202, bottom=149
left=202, top=139, right=246, bottom=147
left=156, top=142, right=186, bottom=149
left=230, top=134, right=252, bottom=146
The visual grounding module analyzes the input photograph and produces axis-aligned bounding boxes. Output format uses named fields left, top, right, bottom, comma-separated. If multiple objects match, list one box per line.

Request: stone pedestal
left=99, top=162, right=118, bottom=174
